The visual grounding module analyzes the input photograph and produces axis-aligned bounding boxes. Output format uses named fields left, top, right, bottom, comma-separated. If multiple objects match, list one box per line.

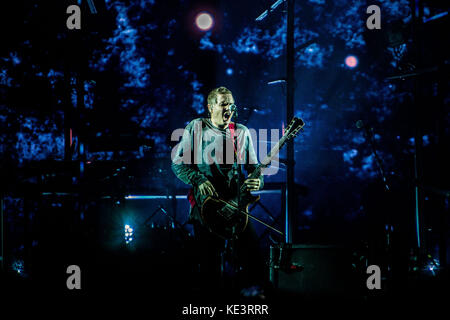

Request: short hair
left=207, top=86, right=233, bottom=106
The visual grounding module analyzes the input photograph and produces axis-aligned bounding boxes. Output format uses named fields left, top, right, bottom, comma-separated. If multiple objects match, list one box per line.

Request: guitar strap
left=188, top=188, right=196, bottom=208
left=228, top=122, right=242, bottom=162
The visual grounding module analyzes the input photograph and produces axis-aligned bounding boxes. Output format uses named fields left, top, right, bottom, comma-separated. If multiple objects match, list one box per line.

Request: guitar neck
left=246, top=134, right=289, bottom=180
left=237, top=116, right=304, bottom=193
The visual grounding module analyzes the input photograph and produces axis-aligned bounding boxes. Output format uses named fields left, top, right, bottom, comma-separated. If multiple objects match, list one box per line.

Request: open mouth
left=223, top=112, right=231, bottom=122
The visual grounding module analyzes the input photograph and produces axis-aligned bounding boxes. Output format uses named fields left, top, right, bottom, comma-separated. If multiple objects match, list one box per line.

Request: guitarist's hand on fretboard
left=243, top=178, right=261, bottom=191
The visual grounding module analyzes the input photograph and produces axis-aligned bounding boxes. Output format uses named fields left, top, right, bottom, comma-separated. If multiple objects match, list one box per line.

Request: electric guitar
left=198, top=117, right=305, bottom=239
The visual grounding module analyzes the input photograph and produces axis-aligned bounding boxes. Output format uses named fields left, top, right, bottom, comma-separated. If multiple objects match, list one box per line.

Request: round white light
left=195, top=12, right=214, bottom=31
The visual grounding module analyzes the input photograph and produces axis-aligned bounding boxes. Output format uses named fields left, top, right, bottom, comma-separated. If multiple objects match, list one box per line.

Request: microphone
left=230, top=104, right=238, bottom=117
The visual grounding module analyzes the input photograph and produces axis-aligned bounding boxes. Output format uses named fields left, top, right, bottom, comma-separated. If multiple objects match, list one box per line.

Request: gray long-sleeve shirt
left=171, top=118, right=263, bottom=221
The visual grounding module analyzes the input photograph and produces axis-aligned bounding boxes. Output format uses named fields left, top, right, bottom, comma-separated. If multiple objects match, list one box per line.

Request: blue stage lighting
left=424, top=258, right=440, bottom=276
left=12, top=260, right=25, bottom=274
left=226, top=68, right=233, bottom=76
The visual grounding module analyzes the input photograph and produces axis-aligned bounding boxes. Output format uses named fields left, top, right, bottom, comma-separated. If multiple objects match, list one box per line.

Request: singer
left=171, top=86, right=266, bottom=293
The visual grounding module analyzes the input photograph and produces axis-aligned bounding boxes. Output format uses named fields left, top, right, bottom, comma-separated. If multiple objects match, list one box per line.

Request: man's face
left=208, top=93, right=235, bottom=129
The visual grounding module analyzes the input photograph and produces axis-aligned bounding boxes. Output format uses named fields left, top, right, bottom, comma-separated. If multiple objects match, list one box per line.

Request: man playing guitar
left=171, top=86, right=265, bottom=291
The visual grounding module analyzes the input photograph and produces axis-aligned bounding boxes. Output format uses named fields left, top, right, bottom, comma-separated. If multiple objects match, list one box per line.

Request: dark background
left=0, top=0, right=448, bottom=308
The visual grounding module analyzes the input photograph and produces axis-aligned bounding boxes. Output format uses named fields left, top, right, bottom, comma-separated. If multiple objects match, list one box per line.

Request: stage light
left=124, top=224, right=134, bottom=244
left=12, top=260, right=25, bottom=274
left=345, top=55, right=358, bottom=68
left=424, top=258, right=440, bottom=276
left=195, top=12, right=214, bottom=31
left=226, top=68, right=233, bottom=76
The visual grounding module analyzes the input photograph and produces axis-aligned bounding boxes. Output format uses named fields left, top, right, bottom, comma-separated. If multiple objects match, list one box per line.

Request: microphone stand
left=362, top=125, right=390, bottom=192
left=359, top=121, right=393, bottom=274
left=231, top=105, right=242, bottom=239
left=229, top=112, right=242, bottom=288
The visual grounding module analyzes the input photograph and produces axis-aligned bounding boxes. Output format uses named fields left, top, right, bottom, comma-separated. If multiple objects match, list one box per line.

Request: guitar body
left=200, top=192, right=260, bottom=239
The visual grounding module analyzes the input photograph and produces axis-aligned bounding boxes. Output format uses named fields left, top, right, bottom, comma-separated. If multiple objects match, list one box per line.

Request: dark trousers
left=192, top=218, right=267, bottom=290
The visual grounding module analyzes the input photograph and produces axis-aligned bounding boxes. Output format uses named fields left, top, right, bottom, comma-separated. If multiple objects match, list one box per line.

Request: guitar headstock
left=284, top=117, right=305, bottom=140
